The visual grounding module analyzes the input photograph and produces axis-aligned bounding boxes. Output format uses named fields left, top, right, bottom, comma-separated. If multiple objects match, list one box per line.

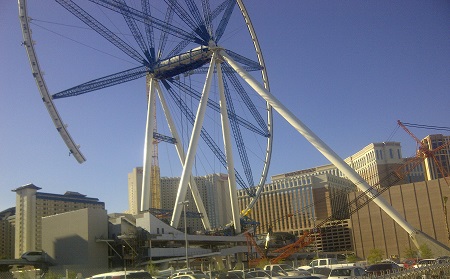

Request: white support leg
left=155, top=82, right=212, bottom=230
left=171, top=53, right=217, bottom=228
left=140, top=77, right=156, bottom=212
left=219, top=50, right=417, bottom=236
left=217, top=62, right=241, bottom=234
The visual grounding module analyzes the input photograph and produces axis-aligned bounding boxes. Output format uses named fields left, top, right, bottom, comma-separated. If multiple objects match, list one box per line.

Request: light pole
left=311, top=217, right=319, bottom=259
left=122, top=245, right=127, bottom=279
left=179, top=200, right=190, bottom=269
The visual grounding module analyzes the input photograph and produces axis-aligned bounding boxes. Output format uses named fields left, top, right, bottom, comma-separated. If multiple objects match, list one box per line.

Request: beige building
left=238, top=173, right=356, bottom=253
left=12, top=184, right=105, bottom=258
left=127, top=167, right=161, bottom=215
left=271, top=142, right=423, bottom=189
left=41, top=207, right=109, bottom=276
left=0, top=207, right=15, bottom=259
left=421, top=134, right=450, bottom=181
left=160, top=173, right=232, bottom=232
left=350, top=177, right=450, bottom=259
left=345, top=142, right=404, bottom=187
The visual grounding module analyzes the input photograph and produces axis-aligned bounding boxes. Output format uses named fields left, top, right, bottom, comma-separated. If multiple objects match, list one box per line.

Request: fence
left=367, top=262, right=450, bottom=278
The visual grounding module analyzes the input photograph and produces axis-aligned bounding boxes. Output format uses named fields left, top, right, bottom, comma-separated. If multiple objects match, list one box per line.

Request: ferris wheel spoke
left=141, top=0, right=156, bottom=62
left=169, top=79, right=267, bottom=137
left=91, top=0, right=204, bottom=45
left=164, top=0, right=209, bottom=42
left=157, top=5, right=174, bottom=59
left=165, top=1, right=232, bottom=58
left=223, top=63, right=268, bottom=134
left=52, top=66, right=148, bottom=99
left=161, top=80, right=248, bottom=192
left=184, top=0, right=209, bottom=40
left=154, top=81, right=212, bottom=230
left=221, top=69, right=255, bottom=193
left=56, top=0, right=146, bottom=64
left=116, top=0, right=153, bottom=63
left=223, top=50, right=263, bottom=72
left=201, top=0, right=213, bottom=36
left=214, top=0, right=236, bottom=42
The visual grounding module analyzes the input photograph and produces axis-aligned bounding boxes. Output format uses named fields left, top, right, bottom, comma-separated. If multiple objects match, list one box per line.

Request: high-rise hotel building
left=238, top=172, right=356, bottom=253
left=421, top=134, right=450, bottom=181
left=159, top=173, right=232, bottom=232
left=12, top=184, right=105, bottom=258
left=0, top=207, right=15, bottom=259
left=127, top=167, right=161, bottom=215
left=128, top=168, right=233, bottom=232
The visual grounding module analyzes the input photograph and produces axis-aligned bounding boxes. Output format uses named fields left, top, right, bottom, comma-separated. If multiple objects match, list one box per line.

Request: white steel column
left=219, top=50, right=417, bottom=236
left=140, top=77, right=156, bottom=212
left=217, top=62, right=241, bottom=233
left=171, top=53, right=217, bottom=228
left=155, top=82, right=212, bottom=230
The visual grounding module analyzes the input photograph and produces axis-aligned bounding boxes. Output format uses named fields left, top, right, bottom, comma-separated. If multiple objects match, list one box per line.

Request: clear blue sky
left=1, top=1, right=449, bottom=214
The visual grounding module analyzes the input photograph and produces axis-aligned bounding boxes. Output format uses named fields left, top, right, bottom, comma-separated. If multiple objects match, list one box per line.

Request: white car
left=414, top=259, right=437, bottom=268
left=328, top=266, right=366, bottom=279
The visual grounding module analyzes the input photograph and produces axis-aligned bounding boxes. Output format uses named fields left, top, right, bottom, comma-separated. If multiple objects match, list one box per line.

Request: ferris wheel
left=18, top=0, right=273, bottom=232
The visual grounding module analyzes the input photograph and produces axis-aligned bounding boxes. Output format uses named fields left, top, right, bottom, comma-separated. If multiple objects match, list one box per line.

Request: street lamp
left=179, top=200, right=190, bottom=269
left=311, top=217, right=319, bottom=259
left=122, top=245, right=127, bottom=279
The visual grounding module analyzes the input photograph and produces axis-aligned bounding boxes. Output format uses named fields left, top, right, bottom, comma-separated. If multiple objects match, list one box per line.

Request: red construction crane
left=397, top=120, right=450, bottom=185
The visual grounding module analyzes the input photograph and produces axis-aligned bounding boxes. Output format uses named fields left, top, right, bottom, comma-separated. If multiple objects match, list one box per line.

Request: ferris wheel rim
left=235, top=0, right=273, bottom=216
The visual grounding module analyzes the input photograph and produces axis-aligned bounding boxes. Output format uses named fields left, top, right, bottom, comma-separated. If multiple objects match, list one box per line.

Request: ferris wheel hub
left=153, top=46, right=211, bottom=79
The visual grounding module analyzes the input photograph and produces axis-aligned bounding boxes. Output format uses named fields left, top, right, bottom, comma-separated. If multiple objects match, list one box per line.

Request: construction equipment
left=397, top=120, right=450, bottom=184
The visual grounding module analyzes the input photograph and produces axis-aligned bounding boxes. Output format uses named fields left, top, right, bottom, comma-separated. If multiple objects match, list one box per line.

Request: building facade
left=238, top=173, right=356, bottom=253
left=41, top=207, right=109, bottom=276
left=345, top=142, right=405, bottom=187
left=127, top=167, right=161, bottom=215
left=421, top=134, right=450, bottom=180
left=350, top=177, right=450, bottom=260
left=0, top=207, right=15, bottom=259
left=12, top=184, right=105, bottom=258
left=270, top=142, right=424, bottom=189
left=160, top=173, right=232, bottom=233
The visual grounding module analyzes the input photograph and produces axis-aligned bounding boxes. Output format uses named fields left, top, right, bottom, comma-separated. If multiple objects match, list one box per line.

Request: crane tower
left=147, top=74, right=161, bottom=209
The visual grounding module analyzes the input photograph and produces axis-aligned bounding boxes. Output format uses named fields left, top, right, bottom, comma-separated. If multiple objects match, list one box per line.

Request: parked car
left=226, top=271, right=255, bottom=279
left=306, top=267, right=330, bottom=279
left=245, top=270, right=323, bottom=279
left=171, top=274, right=210, bottom=279
left=365, top=262, right=402, bottom=276
left=414, top=259, right=437, bottom=268
left=20, top=251, right=49, bottom=262
left=380, top=259, right=402, bottom=267
left=246, top=270, right=279, bottom=279
left=328, top=266, right=366, bottom=279
left=89, top=270, right=152, bottom=279
left=171, top=271, right=205, bottom=278
left=264, top=264, right=310, bottom=277
left=401, top=258, right=422, bottom=269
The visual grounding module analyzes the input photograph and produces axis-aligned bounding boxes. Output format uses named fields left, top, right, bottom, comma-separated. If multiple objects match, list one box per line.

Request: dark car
left=365, top=263, right=402, bottom=276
